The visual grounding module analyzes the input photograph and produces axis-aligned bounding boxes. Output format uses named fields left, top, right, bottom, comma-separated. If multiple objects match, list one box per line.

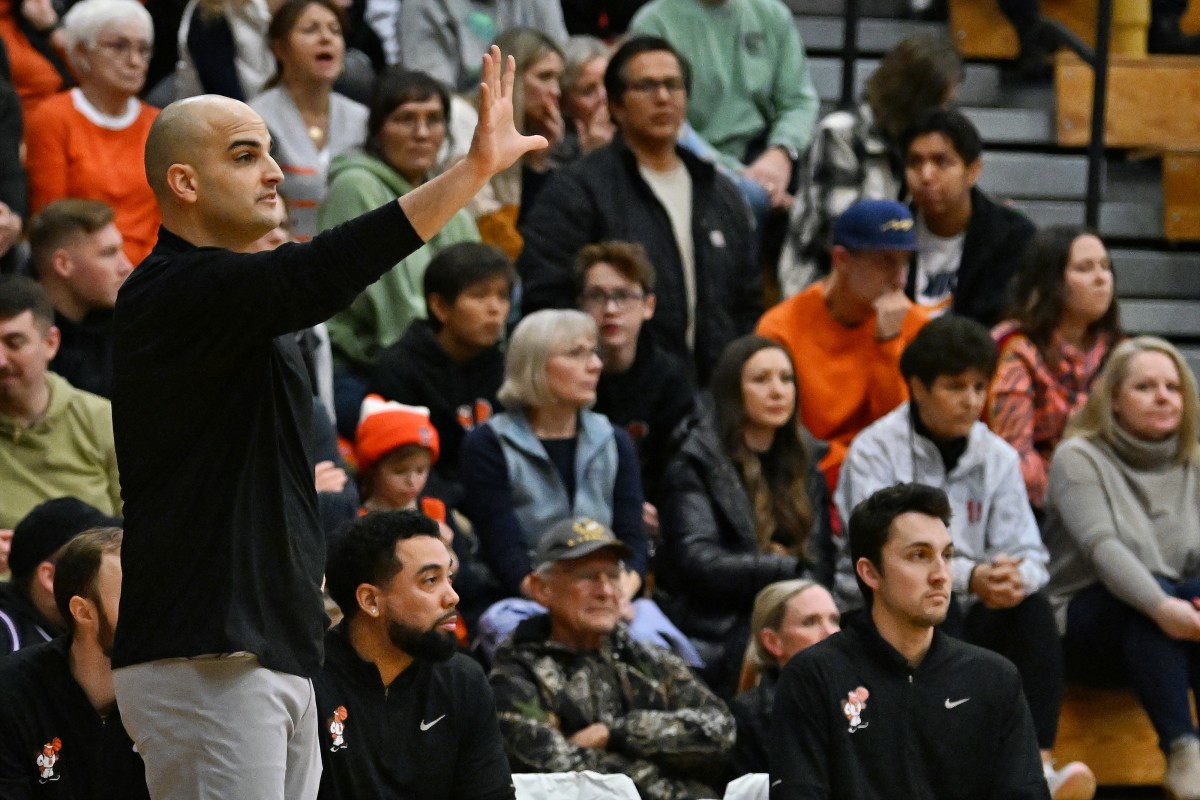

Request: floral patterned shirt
left=986, top=320, right=1115, bottom=508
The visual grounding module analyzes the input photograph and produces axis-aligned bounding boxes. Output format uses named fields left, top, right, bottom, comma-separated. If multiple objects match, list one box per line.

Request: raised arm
left=399, top=47, right=546, bottom=241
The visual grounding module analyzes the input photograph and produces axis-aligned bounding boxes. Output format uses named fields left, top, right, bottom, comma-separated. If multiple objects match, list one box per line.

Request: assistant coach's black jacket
left=768, top=615, right=1049, bottom=800
left=0, top=637, right=149, bottom=800
left=313, top=625, right=515, bottom=800
left=112, top=203, right=424, bottom=677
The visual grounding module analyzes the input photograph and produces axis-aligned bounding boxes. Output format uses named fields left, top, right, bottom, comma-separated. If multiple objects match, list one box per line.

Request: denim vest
left=487, top=409, right=619, bottom=552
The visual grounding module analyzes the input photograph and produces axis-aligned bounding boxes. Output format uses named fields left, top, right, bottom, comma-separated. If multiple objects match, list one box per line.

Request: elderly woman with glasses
left=24, top=0, right=159, bottom=264
left=460, top=309, right=648, bottom=602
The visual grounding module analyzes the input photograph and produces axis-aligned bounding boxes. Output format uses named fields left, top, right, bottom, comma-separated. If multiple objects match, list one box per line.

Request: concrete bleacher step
left=962, top=106, right=1056, bottom=146
left=796, top=15, right=944, bottom=54
left=977, top=152, right=1089, bottom=199
left=1112, top=249, right=1200, bottom=299
left=808, top=58, right=1001, bottom=105
left=1121, top=299, right=1200, bottom=338
left=1181, top=346, right=1200, bottom=381
left=1009, top=199, right=1162, bottom=238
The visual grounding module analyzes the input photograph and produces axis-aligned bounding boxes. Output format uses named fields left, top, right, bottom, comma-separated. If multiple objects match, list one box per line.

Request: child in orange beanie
left=355, top=395, right=452, bottom=544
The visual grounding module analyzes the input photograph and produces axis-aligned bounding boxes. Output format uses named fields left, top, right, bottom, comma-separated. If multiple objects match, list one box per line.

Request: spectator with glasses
left=518, top=35, right=758, bottom=387
left=576, top=240, right=693, bottom=507
left=320, top=68, right=480, bottom=434
left=24, top=0, right=160, bottom=265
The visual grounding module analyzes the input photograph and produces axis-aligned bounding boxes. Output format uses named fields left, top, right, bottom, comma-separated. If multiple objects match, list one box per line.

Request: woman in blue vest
left=460, top=309, right=648, bottom=598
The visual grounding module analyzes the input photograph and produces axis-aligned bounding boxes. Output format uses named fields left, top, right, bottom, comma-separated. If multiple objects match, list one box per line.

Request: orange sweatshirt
left=757, top=282, right=929, bottom=489
left=25, top=90, right=160, bottom=264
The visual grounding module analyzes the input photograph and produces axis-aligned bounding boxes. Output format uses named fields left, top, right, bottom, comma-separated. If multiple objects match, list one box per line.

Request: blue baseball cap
left=833, top=199, right=917, bottom=251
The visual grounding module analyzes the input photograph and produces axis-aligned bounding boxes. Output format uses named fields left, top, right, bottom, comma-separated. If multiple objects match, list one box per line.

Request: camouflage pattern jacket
left=488, top=615, right=736, bottom=800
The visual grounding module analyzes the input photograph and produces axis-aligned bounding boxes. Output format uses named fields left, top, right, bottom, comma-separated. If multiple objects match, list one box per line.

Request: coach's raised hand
left=467, top=45, right=550, bottom=179
left=398, top=45, right=548, bottom=241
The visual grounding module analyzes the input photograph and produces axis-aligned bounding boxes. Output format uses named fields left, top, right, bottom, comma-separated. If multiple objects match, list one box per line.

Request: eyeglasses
left=387, top=112, right=447, bottom=133
left=579, top=289, right=646, bottom=310
left=553, top=343, right=601, bottom=362
left=625, top=77, right=686, bottom=95
left=556, top=564, right=625, bottom=587
left=95, top=38, right=153, bottom=61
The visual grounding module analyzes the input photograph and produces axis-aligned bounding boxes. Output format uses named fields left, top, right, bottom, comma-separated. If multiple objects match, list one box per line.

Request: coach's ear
left=856, top=557, right=881, bottom=593
left=355, top=583, right=381, bottom=620
left=166, top=164, right=199, bottom=204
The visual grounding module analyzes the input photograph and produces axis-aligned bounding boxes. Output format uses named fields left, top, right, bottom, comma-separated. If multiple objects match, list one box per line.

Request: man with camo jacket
left=488, top=517, right=735, bottom=800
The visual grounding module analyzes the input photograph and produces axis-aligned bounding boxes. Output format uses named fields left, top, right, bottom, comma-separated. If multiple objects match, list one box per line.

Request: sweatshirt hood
left=327, top=152, right=416, bottom=194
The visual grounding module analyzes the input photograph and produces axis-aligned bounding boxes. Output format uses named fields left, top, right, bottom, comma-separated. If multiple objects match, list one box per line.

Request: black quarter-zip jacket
left=112, top=203, right=422, bottom=676
left=0, top=637, right=149, bottom=799
left=312, top=625, right=514, bottom=800
left=768, top=615, right=1049, bottom=800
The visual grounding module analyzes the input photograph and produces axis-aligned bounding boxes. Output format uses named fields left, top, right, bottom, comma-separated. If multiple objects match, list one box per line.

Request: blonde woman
left=1045, top=336, right=1200, bottom=800
left=730, top=579, right=840, bottom=777
left=467, top=26, right=564, bottom=259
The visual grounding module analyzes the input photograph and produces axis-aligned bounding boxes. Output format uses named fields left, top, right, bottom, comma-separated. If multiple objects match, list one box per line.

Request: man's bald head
left=143, top=95, right=284, bottom=249
left=144, top=95, right=262, bottom=202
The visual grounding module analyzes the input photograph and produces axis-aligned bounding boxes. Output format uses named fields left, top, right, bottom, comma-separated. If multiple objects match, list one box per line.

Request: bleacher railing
left=1086, top=0, right=1114, bottom=229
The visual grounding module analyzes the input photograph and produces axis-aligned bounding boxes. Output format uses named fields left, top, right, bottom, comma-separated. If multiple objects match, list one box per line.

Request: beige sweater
left=1044, top=428, right=1200, bottom=632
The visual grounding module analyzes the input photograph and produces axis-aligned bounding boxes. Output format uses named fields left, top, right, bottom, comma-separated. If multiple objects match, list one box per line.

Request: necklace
left=307, top=124, right=325, bottom=145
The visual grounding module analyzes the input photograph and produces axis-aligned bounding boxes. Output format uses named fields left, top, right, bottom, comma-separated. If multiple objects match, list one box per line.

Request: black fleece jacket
left=769, top=615, right=1048, bottom=800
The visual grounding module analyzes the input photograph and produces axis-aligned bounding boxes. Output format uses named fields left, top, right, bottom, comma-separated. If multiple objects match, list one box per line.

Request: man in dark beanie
left=0, top=497, right=121, bottom=654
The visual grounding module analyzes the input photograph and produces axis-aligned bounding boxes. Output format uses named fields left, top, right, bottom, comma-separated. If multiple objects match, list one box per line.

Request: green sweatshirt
left=0, top=372, right=121, bottom=529
left=319, top=152, right=481, bottom=371
left=630, top=0, right=819, bottom=172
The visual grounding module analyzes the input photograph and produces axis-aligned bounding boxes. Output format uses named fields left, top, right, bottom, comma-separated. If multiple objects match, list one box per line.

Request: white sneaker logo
left=944, top=697, right=970, bottom=709
left=420, top=714, right=446, bottom=731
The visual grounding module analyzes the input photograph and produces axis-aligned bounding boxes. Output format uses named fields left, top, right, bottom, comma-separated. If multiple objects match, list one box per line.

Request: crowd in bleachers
left=2, top=0, right=1200, bottom=798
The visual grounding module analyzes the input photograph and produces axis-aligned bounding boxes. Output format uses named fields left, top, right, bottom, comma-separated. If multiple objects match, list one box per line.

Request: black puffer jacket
left=517, top=135, right=759, bottom=386
left=655, top=409, right=833, bottom=697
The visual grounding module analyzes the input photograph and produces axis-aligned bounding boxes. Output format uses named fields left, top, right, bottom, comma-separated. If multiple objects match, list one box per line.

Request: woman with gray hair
left=729, top=578, right=840, bottom=778
left=549, top=35, right=612, bottom=168
left=1045, top=336, right=1200, bottom=800
left=24, top=0, right=160, bottom=264
left=460, top=308, right=647, bottom=597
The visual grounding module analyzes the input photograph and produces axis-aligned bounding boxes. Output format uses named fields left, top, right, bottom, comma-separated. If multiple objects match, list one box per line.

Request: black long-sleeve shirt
left=111, top=202, right=422, bottom=676
left=0, top=637, right=149, bottom=800
left=768, top=616, right=1048, bottom=800
left=314, top=626, right=515, bottom=800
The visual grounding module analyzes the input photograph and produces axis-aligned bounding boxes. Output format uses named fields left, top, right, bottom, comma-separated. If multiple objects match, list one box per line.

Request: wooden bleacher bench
left=1056, top=52, right=1200, bottom=150
left=1056, top=53, right=1200, bottom=240
left=1164, top=151, right=1200, bottom=241
left=1053, top=685, right=1166, bottom=786
left=949, top=0, right=1150, bottom=60
left=1185, top=1, right=1200, bottom=35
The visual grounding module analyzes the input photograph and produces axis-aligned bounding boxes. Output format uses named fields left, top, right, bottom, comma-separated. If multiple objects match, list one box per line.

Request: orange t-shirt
left=757, top=282, right=930, bottom=490
left=25, top=90, right=160, bottom=265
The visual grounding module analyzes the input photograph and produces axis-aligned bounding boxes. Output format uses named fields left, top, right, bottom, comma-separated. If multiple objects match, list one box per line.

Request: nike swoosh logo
left=944, top=697, right=970, bottom=709
left=420, top=714, right=446, bottom=731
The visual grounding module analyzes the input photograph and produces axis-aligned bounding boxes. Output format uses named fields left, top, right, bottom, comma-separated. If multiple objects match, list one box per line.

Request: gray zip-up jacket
left=833, top=403, right=1048, bottom=610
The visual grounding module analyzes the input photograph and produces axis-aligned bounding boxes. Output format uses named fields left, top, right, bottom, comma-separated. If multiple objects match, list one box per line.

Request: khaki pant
left=114, top=655, right=321, bottom=800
